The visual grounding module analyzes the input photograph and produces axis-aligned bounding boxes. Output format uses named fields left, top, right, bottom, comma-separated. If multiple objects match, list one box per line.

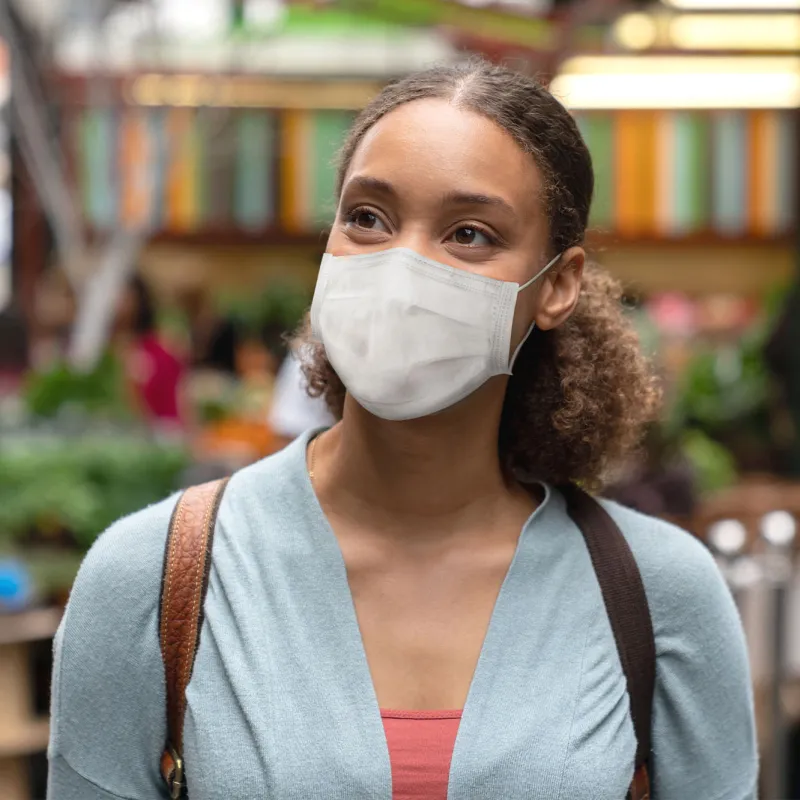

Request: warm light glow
left=551, top=56, right=800, bottom=109
left=670, top=13, right=800, bottom=50
left=127, top=74, right=382, bottom=109
left=613, top=13, right=659, bottom=50
left=662, top=0, right=799, bottom=9
left=614, top=11, right=800, bottom=51
left=560, top=55, right=798, bottom=75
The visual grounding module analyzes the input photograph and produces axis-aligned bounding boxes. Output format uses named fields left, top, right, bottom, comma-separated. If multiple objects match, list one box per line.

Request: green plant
left=23, top=352, right=132, bottom=420
left=657, top=296, right=783, bottom=483
left=679, top=428, right=738, bottom=494
left=669, top=336, right=770, bottom=433
left=0, top=434, right=189, bottom=552
left=222, top=281, right=310, bottom=338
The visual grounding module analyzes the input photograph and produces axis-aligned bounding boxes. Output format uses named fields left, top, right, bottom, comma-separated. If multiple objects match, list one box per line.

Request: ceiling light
left=551, top=56, right=800, bottom=109
left=669, top=13, right=800, bottom=50
left=661, top=0, right=799, bottom=9
left=614, top=11, right=800, bottom=51
left=613, top=13, right=659, bottom=50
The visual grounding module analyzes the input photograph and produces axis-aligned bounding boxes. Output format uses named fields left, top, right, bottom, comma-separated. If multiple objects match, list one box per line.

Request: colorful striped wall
left=575, top=110, right=797, bottom=239
left=68, top=105, right=795, bottom=241
left=69, top=106, right=355, bottom=236
left=279, top=110, right=355, bottom=234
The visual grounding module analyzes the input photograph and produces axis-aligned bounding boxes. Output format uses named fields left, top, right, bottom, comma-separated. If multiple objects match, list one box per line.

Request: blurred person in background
left=112, top=273, right=187, bottom=431
left=191, top=315, right=295, bottom=463
left=0, top=302, right=28, bottom=396
left=29, top=267, right=75, bottom=370
left=47, top=60, right=756, bottom=800
left=268, top=345, right=335, bottom=448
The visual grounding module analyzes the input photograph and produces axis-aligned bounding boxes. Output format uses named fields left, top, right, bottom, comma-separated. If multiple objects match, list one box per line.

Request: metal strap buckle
left=167, top=742, right=185, bottom=799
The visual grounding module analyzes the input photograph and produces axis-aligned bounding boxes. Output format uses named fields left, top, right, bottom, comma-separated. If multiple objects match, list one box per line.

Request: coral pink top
left=380, top=709, right=463, bottom=799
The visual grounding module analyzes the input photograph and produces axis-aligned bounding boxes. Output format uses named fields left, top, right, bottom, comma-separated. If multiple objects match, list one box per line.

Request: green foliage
left=669, top=333, right=770, bottom=433
left=196, top=395, right=232, bottom=424
left=679, top=428, right=738, bottom=494
left=658, top=296, right=783, bottom=492
left=23, top=352, right=132, bottom=420
left=221, top=281, right=310, bottom=338
left=0, top=435, right=188, bottom=552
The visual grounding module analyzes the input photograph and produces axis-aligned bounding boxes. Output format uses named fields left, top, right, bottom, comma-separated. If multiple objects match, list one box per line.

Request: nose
left=391, top=223, right=439, bottom=263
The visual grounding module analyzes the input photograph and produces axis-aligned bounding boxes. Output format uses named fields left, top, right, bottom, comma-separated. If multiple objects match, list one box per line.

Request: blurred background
left=0, top=0, right=796, bottom=797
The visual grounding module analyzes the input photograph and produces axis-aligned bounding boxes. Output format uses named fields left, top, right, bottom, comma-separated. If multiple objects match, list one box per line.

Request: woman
left=47, top=61, right=757, bottom=799
left=113, top=274, right=186, bottom=430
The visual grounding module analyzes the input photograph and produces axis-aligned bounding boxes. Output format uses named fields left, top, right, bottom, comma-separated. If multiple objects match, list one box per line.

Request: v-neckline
left=295, top=429, right=552, bottom=796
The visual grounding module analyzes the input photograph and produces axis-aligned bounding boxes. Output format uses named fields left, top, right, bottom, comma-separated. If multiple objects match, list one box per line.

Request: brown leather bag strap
left=560, top=483, right=655, bottom=800
left=158, top=478, right=229, bottom=800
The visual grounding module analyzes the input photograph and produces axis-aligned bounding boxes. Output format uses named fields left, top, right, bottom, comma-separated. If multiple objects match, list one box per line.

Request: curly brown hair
left=293, top=59, right=661, bottom=490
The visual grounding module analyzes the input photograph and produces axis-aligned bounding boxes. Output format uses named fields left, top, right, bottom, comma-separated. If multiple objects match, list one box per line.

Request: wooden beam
left=10, top=139, right=49, bottom=329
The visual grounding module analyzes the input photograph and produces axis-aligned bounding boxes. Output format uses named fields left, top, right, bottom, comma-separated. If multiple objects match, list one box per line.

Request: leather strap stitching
left=159, top=477, right=229, bottom=796
left=160, top=496, right=187, bottom=658
left=178, top=487, right=216, bottom=730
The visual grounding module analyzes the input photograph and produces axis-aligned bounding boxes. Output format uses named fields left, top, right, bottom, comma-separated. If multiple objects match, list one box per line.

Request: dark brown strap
left=159, top=478, right=229, bottom=799
left=629, top=763, right=651, bottom=800
left=560, top=483, right=655, bottom=800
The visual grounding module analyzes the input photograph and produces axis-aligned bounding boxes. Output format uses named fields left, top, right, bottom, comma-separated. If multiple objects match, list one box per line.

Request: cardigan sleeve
left=47, top=496, right=179, bottom=800
left=604, top=501, right=759, bottom=800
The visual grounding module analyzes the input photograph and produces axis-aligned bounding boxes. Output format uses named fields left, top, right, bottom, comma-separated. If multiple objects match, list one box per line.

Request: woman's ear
left=535, top=246, right=585, bottom=331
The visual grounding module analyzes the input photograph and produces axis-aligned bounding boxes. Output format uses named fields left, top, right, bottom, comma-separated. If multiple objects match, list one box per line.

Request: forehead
left=344, top=98, right=543, bottom=211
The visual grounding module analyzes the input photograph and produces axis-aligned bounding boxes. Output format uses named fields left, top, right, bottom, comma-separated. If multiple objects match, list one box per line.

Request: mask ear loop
left=508, top=252, right=563, bottom=372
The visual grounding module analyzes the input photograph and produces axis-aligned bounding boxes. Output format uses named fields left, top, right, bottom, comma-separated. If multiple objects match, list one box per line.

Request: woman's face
left=327, top=98, right=584, bottom=352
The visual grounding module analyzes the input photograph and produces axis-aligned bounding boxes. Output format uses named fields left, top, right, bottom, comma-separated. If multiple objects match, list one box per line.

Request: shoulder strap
left=159, top=478, right=230, bottom=800
left=559, top=483, right=655, bottom=800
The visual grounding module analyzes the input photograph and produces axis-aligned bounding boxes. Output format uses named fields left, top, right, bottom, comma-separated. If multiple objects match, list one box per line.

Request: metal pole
left=769, top=579, right=788, bottom=800
left=760, top=510, right=797, bottom=800
left=707, top=518, right=750, bottom=608
left=0, top=0, right=86, bottom=288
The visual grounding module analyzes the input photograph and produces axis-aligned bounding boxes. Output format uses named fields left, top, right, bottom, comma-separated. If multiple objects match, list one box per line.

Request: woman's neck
left=312, top=381, right=534, bottom=533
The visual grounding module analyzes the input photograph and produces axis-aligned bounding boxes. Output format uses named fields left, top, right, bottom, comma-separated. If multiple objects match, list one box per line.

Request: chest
left=179, top=512, right=638, bottom=799
left=345, top=539, right=519, bottom=710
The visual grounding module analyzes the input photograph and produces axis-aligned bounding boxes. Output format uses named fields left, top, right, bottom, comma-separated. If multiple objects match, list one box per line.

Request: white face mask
left=310, top=247, right=562, bottom=421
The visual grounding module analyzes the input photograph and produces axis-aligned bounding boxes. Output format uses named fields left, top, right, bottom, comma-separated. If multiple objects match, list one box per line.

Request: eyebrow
left=442, top=191, right=518, bottom=220
left=344, top=175, right=398, bottom=197
left=343, top=176, right=518, bottom=220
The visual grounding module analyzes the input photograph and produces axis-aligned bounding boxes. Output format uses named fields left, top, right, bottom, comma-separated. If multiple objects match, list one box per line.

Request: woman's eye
left=347, top=210, right=387, bottom=231
left=451, top=227, right=494, bottom=246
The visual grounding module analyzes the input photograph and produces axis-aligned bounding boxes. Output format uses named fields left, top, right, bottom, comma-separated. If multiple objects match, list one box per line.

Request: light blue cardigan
left=47, top=431, right=758, bottom=799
